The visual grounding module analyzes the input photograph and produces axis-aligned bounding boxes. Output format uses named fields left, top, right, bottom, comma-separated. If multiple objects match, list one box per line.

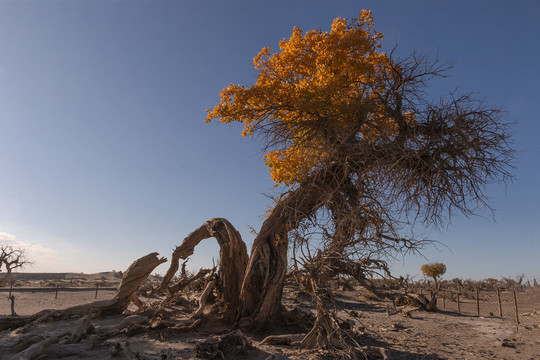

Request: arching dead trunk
left=157, top=225, right=211, bottom=294
left=157, top=218, right=248, bottom=322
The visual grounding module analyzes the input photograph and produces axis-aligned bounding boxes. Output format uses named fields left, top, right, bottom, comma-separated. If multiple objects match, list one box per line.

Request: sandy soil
left=1, top=273, right=539, bottom=359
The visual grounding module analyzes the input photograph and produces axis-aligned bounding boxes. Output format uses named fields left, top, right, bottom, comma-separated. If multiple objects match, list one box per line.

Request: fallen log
left=393, top=291, right=438, bottom=312
left=0, top=252, right=166, bottom=331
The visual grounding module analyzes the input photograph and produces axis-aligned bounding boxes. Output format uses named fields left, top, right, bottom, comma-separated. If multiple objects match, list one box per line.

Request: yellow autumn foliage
left=421, top=263, right=447, bottom=281
left=207, top=11, right=414, bottom=185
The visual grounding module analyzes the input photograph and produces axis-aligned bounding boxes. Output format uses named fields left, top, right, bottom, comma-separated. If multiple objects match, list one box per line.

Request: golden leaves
left=421, top=263, right=447, bottom=279
left=264, top=146, right=326, bottom=185
left=207, top=11, right=412, bottom=185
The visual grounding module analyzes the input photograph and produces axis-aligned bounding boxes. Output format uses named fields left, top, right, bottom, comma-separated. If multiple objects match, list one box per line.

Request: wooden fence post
left=443, top=293, right=446, bottom=308
left=55, top=285, right=59, bottom=299
left=513, top=291, right=519, bottom=326
left=95, top=283, right=99, bottom=299
left=457, top=293, right=461, bottom=312
left=496, top=287, right=502, bottom=317
left=476, top=287, right=480, bottom=316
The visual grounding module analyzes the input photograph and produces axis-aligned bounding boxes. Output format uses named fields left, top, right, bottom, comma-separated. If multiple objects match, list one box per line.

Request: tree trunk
left=239, top=180, right=325, bottom=328
left=239, top=222, right=288, bottom=327
left=0, top=269, right=12, bottom=287
left=157, top=218, right=248, bottom=322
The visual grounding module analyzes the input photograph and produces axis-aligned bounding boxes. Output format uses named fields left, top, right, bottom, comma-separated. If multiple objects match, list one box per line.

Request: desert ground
left=1, top=272, right=539, bottom=360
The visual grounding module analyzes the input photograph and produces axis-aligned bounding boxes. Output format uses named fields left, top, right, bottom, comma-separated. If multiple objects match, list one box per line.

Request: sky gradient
left=0, top=0, right=538, bottom=282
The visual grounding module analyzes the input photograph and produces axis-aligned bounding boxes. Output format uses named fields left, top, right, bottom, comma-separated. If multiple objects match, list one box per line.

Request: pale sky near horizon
left=0, top=0, right=538, bottom=282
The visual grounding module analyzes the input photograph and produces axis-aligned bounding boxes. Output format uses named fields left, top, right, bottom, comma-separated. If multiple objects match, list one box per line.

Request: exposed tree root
left=4, top=312, right=157, bottom=359
left=69, top=315, right=95, bottom=343
left=259, top=334, right=302, bottom=346
left=0, top=250, right=166, bottom=357
left=13, top=336, right=61, bottom=360
left=286, top=270, right=394, bottom=360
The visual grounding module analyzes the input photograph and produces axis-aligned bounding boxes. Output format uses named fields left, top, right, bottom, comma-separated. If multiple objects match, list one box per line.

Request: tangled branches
left=207, top=12, right=514, bottom=332
left=1, top=245, right=31, bottom=286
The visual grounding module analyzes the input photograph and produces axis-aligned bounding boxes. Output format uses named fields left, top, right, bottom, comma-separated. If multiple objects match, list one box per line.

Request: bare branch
left=0, top=245, right=31, bottom=286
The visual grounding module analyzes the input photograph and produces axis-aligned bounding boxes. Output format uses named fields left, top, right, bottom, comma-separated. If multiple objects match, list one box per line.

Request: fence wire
left=433, top=287, right=539, bottom=327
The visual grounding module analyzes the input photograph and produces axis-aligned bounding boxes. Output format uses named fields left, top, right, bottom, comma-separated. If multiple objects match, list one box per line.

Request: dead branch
left=1, top=246, right=31, bottom=286
left=6, top=335, right=44, bottom=353
left=69, top=315, right=95, bottom=343
left=168, top=268, right=211, bottom=296
left=95, top=314, right=150, bottom=341
left=12, top=336, right=62, bottom=360
left=0, top=252, right=166, bottom=332
left=191, top=274, right=217, bottom=319
left=259, top=334, right=303, bottom=346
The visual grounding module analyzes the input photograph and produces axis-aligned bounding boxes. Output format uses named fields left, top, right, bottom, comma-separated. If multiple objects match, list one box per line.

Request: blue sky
left=0, top=0, right=538, bottom=281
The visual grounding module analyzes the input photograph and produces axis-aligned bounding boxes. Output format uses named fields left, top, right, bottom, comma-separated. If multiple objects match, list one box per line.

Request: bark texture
left=106, top=252, right=167, bottom=313
left=239, top=180, right=325, bottom=328
left=0, top=252, right=166, bottom=331
left=158, top=218, right=248, bottom=322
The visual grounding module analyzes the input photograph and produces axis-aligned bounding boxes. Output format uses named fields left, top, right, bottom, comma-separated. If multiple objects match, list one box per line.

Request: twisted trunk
left=238, top=218, right=288, bottom=327
left=239, top=179, right=327, bottom=328
left=158, top=218, right=249, bottom=322
left=158, top=173, right=333, bottom=328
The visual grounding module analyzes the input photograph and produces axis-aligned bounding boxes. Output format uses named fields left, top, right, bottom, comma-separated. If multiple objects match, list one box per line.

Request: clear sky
left=0, top=0, right=538, bottom=282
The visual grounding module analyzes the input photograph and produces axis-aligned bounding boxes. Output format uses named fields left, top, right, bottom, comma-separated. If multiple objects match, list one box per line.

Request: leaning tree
left=161, top=11, right=513, bottom=329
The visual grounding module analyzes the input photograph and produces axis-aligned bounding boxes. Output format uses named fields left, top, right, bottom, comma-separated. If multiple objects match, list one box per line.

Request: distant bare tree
left=0, top=245, right=31, bottom=286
